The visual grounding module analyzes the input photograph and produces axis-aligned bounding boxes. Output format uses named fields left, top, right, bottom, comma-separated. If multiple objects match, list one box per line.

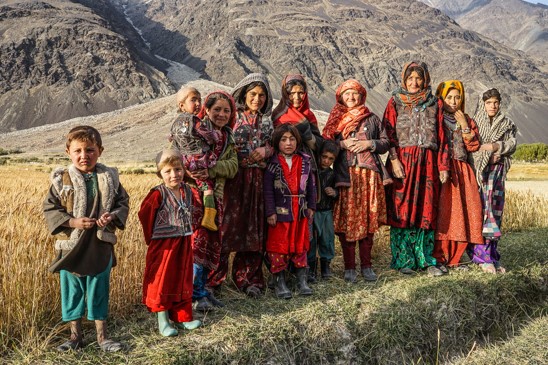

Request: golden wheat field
left=1, top=164, right=547, bottom=356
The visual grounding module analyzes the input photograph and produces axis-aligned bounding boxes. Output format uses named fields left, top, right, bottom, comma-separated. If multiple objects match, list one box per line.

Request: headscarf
left=471, top=94, right=517, bottom=184
left=322, top=79, right=371, bottom=140
left=271, top=74, right=318, bottom=127
left=435, top=80, right=465, bottom=112
left=392, top=61, right=437, bottom=110
left=197, top=90, right=237, bottom=128
left=231, top=73, right=273, bottom=116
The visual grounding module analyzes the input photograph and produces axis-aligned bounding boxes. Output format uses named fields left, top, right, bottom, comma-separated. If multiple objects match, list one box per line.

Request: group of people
left=43, top=60, right=517, bottom=350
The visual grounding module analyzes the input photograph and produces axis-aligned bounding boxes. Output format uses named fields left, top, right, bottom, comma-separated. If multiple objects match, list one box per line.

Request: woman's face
left=405, top=71, right=424, bottom=94
left=279, top=131, right=297, bottom=155
left=245, top=85, right=267, bottom=114
left=484, top=97, right=500, bottom=117
left=443, top=88, right=462, bottom=114
left=289, top=85, right=306, bottom=108
left=341, top=88, right=361, bottom=108
left=206, top=99, right=232, bottom=129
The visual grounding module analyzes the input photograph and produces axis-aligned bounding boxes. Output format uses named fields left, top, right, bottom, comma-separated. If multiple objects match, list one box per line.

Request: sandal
left=56, top=340, right=84, bottom=352
left=480, top=263, right=496, bottom=274
left=99, top=339, right=123, bottom=353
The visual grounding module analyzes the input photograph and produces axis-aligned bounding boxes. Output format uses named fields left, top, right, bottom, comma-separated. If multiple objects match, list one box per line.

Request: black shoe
left=296, top=268, right=313, bottom=296
left=344, top=269, right=357, bottom=283
left=361, top=267, right=377, bottom=281
left=320, top=259, right=333, bottom=279
left=274, top=271, right=292, bottom=299
left=307, top=259, right=318, bottom=283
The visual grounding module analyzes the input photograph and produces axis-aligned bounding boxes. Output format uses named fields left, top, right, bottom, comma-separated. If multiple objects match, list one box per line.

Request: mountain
left=0, top=0, right=174, bottom=132
left=419, top=0, right=548, bottom=61
left=112, top=0, right=548, bottom=143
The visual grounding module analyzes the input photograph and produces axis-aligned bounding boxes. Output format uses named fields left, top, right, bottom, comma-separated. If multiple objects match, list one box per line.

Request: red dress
left=139, top=188, right=194, bottom=322
left=266, top=155, right=310, bottom=255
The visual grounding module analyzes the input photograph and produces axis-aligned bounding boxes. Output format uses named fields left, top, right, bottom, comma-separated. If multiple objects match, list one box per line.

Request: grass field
left=0, top=165, right=547, bottom=364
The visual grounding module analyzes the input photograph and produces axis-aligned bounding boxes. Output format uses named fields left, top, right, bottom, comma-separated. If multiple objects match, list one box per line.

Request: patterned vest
left=395, top=102, right=438, bottom=150
left=151, top=184, right=193, bottom=240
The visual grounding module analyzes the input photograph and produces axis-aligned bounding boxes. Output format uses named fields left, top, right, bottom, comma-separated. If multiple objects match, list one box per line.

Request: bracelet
left=461, top=128, right=471, bottom=134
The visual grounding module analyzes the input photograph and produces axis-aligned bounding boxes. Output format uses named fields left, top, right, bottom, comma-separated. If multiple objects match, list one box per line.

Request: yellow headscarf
left=435, top=80, right=465, bottom=112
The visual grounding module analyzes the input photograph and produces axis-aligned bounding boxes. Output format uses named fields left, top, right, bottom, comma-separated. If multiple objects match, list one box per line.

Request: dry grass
left=1, top=165, right=547, bottom=364
left=507, top=162, right=548, bottom=181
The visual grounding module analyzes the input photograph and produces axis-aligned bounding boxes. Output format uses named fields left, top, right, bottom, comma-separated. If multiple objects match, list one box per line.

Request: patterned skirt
left=333, top=166, right=386, bottom=242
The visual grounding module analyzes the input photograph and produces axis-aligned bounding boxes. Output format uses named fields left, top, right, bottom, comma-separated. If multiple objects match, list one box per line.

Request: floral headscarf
left=322, top=79, right=371, bottom=140
left=392, top=61, right=437, bottom=110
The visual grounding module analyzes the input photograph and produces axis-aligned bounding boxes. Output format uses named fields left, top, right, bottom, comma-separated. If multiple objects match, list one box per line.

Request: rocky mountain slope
left=112, top=0, right=547, bottom=143
left=0, top=0, right=174, bottom=132
left=419, top=0, right=548, bottom=61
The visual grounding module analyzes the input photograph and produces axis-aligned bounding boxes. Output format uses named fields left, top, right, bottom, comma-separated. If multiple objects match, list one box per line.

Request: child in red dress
left=264, top=123, right=316, bottom=299
left=139, top=149, right=202, bottom=336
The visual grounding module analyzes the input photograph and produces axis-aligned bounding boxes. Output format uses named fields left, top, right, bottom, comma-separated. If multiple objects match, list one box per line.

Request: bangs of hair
left=66, top=126, right=103, bottom=150
left=271, top=123, right=302, bottom=151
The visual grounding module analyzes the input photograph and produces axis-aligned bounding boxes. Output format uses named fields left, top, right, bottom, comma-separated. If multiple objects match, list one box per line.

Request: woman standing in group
left=208, top=73, right=274, bottom=297
left=383, top=61, right=450, bottom=276
left=433, top=80, right=483, bottom=271
left=468, top=88, right=517, bottom=274
left=272, top=74, right=323, bottom=279
left=322, top=79, right=390, bottom=282
left=189, top=91, right=238, bottom=311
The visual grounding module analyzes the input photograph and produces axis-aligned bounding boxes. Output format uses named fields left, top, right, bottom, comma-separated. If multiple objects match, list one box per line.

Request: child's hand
left=307, top=209, right=314, bottom=220
left=324, top=187, right=336, bottom=197
left=69, top=217, right=97, bottom=230
left=96, top=213, right=113, bottom=228
left=267, top=214, right=277, bottom=227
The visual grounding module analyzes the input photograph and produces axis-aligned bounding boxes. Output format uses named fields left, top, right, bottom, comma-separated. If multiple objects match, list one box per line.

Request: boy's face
left=160, top=162, right=185, bottom=190
left=66, top=139, right=103, bottom=173
left=180, top=93, right=202, bottom=115
left=320, top=151, right=336, bottom=169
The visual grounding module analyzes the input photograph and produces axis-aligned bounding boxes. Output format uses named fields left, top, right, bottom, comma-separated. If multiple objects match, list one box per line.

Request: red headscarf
left=322, top=79, right=371, bottom=140
left=272, top=74, right=318, bottom=127
left=197, top=90, right=237, bottom=128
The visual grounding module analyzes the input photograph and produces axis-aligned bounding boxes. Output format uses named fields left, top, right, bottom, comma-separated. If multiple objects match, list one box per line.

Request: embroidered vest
left=151, top=184, right=193, bottom=240
left=447, top=128, right=468, bottom=162
left=395, top=102, right=438, bottom=150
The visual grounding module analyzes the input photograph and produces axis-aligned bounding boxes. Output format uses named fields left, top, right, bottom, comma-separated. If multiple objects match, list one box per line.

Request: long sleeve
left=263, top=164, right=276, bottom=218
left=109, top=183, right=129, bottom=230
left=138, top=189, right=162, bottom=245
left=382, top=97, right=399, bottom=148
left=463, top=116, right=480, bottom=153
left=372, top=114, right=390, bottom=154
left=208, top=143, right=238, bottom=180
left=496, top=124, right=518, bottom=157
left=306, top=165, right=317, bottom=211
left=43, top=185, right=72, bottom=236
left=436, top=99, right=450, bottom=172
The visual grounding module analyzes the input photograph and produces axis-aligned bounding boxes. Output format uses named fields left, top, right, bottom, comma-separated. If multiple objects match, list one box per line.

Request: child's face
left=320, top=151, right=336, bottom=169
left=279, top=131, right=297, bottom=155
left=180, top=93, right=202, bottom=115
left=160, top=162, right=185, bottom=190
left=66, top=139, right=103, bottom=173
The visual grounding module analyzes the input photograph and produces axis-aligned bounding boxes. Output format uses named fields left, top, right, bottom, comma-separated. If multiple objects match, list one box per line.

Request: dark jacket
left=334, top=114, right=390, bottom=187
left=264, top=151, right=316, bottom=222
left=316, top=167, right=337, bottom=211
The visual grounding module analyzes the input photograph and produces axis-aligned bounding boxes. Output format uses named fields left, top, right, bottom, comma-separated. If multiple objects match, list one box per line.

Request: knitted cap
left=231, top=73, right=273, bottom=116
